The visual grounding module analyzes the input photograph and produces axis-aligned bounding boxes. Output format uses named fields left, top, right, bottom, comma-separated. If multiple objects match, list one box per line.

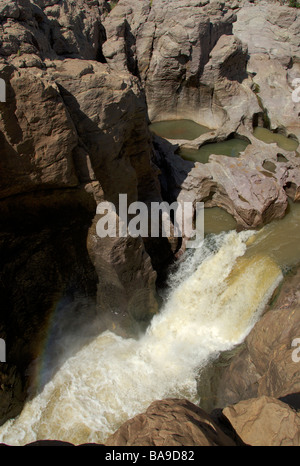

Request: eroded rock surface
left=233, top=1, right=300, bottom=137
left=154, top=132, right=300, bottom=232
left=0, top=1, right=163, bottom=424
left=216, top=267, right=300, bottom=409
left=103, top=0, right=258, bottom=133
left=1, top=0, right=300, bottom=444
left=222, top=396, right=300, bottom=446
left=106, top=398, right=237, bottom=446
left=0, top=0, right=108, bottom=61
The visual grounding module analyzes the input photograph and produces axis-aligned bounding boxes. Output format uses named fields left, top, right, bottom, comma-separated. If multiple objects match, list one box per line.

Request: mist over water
left=0, top=229, right=283, bottom=446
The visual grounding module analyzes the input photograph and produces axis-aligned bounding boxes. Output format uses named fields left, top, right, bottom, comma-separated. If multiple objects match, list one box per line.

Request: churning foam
left=0, top=230, right=283, bottom=445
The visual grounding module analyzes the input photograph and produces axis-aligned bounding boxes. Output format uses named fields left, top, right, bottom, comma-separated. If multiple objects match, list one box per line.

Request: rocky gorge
left=0, top=0, right=300, bottom=447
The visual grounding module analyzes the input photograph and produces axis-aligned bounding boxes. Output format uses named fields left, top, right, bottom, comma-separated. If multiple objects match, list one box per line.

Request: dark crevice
left=96, top=44, right=107, bottom=63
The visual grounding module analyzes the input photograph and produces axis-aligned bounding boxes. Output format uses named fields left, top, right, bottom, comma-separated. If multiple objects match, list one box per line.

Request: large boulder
left=222, top=396, right=300, bottom=446
left=0, top=54, right=161, bottom=423
left=154, top=132, right=300, bottom=231
left=106, top=398, right=237, bottom=446
left=176, top=142, right=290, bottom=230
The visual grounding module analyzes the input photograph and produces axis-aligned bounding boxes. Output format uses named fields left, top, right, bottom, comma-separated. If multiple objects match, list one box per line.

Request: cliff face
left=102, top=0, right=256, bottom=131
left=0, top=0, right=300, bottom=444
left=102, top=0, right=300, bottom=135
left=0, top=0, right=163, bottom=424
left=102, top=0, right=300, bottom=232
left=0, top=0, right=108, bottom=61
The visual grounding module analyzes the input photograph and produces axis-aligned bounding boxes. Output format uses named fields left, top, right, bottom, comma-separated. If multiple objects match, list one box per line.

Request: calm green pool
left=149, top=119, right=211, bottom=140
left=253, top=127, right=299, bottom=152
left=179, top=138, right=250, bottom=164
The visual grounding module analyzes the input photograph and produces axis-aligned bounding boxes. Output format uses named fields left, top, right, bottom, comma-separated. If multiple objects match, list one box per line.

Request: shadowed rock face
left=0, top=2, right=164, bottom=424
left=0, top=61, right=162, bottom=328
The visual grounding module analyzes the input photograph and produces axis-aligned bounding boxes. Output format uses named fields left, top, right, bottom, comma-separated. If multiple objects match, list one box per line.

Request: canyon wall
left=0, top=0, right=163, bottom=423
left=0, top=0, right=300, bottom=443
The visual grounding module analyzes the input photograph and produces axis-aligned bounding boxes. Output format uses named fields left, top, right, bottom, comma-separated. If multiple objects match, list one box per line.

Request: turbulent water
left=0, top=229, right=283, bottom=446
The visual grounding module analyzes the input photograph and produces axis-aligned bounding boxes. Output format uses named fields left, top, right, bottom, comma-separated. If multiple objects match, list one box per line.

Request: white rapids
left=0, top=230, right=283, bottom=445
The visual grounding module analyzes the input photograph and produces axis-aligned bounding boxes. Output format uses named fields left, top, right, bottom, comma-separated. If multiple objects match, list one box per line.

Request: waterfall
left=0, top=230, right=283, bottom=445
